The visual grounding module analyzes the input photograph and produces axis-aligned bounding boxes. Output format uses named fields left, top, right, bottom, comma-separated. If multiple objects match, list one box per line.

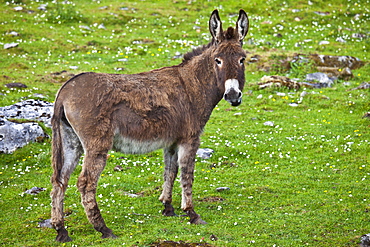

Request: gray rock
left=196, top=148, right=214, bottom=159
left=38, top=218, right=53, bottom=228
left=25, top=187, right=46, bottom=195
left=7, top=31, right=19, bottom=36
left=98, top=23, right=106, bottom=29
left=0, top=99, right=54, bottom=127
left=4, top=43, right=19, bottom=49
left=5, top=83, right=27, bottom=88
left=318, top=40, right=330, bottom=45
left=306, top=72, right=334, bottom=87
left=216, top=187, right=230, bottom=192
left=0, top=118, right=48, bottom=154
left=0, top=99, right=53, bottom=153
left=38, top=4, right=47, bottom=11
left=361, top=233, right=370, bottom=247
left=263, top=121, right=274, bottom=127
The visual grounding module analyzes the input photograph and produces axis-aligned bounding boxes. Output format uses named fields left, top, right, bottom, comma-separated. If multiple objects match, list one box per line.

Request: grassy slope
left=0, top=0, right=369, bottom=246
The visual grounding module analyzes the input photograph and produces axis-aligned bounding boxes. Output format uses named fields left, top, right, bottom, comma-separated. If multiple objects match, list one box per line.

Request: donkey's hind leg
left=78, top=151, right=117, bottom=239
left=159, top=146, right=179, bottom=216
left=178, top=142, right=207, bottom=224
left=51, top=122, right=83, bottom=242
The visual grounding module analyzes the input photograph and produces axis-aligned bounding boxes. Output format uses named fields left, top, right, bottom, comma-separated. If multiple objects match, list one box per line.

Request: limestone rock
left=309, top=54, right=365, bottom=70
left=259, top=75, right=300, bottom=90
left=0, top=118, right=48, bottom=153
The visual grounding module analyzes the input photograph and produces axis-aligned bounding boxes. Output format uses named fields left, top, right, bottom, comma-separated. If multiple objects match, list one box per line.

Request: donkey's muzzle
left=224, top=79, right=242, bottom=106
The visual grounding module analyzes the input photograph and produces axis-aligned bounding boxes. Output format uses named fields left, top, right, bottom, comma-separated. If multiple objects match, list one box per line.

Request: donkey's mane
left=182, top=41, right=214, bottom=62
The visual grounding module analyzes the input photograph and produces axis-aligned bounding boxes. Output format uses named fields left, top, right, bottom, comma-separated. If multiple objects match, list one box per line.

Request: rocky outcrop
left=0, top=99, right=53, bottom=153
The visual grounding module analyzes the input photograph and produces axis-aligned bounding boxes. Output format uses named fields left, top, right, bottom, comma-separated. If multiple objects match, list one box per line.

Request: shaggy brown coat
left=50, top=9, right=249, bottom=242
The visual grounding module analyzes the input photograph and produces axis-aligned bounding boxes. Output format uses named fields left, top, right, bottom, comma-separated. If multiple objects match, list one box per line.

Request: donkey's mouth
left=229, top=98, right=242, bottom=106
left=224, top=95, right=242, bottom=106
left=230, top=98, right=242, bottom=106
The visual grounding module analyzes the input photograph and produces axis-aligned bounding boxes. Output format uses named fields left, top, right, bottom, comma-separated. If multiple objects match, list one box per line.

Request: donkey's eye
left=240, top=57, right=246, bottom=65
left=215, top=58, right=222, bottom=65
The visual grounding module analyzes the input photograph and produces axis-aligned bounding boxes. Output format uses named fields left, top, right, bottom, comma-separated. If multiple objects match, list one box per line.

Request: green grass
left=0, top=0, right=369, bottom=246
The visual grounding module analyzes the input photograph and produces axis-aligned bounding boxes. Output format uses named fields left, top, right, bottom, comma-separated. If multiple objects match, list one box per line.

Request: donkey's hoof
left=162, top=209, right=178, bottom=217
left=55, top=233, right=72, bottom=243
left=190, top=217, right=207, bottom=225
left=55, top=228, right=72, bottom=242
left=162, top=202, right=177, bottom=216
left=185, top=210, right=207, bottom=225
left=101, top=232, right=118, bottom=239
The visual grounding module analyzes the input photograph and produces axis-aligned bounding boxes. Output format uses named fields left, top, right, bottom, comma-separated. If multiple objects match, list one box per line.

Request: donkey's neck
left=192, top=47, right=223, bottom=106
left=177, top=46, right=223, bottom=120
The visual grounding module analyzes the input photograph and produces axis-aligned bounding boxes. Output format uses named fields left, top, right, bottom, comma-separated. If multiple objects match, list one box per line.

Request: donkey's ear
left=209, top=9, right=223, bottom=43
left=236, top=9, right=249, bottom=42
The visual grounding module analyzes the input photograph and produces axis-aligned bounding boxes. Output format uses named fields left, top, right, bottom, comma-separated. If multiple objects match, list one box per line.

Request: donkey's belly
left=113, top=135, right=169, bottom=154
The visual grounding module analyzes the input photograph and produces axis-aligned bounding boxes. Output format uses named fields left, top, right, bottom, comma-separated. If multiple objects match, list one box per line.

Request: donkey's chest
left=113, top=135, right=169, bottom=154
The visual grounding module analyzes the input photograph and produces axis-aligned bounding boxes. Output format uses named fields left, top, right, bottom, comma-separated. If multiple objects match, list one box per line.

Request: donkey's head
left=209, top=9, right=249, bottom=106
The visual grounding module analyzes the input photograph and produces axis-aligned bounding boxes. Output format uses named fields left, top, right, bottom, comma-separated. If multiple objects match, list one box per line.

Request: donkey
left=50, top=9, right=249, bottom=242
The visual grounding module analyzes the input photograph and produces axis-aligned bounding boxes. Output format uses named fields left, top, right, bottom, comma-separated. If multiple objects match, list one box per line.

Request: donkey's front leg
left=178, top=143, right=207, bottom=224
left=78, top=152, right=117, bottom=239
left=159, top=146, right=179, bottom=216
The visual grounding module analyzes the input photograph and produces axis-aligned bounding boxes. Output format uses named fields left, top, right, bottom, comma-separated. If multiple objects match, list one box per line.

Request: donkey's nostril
left=238, top=92, right=242, bottom=98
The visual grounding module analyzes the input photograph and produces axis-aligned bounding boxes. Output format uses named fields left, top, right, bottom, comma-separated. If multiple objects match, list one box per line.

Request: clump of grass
left=288, top=57, right=316, bottom=79
left=46, top=1, right=87, bottom=24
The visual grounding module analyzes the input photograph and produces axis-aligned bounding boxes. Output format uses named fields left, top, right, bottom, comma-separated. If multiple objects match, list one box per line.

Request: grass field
left=0, top=0, right=369, bottom=246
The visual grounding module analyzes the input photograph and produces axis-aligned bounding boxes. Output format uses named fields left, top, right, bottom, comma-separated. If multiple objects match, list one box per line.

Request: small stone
left=38, top=4, right=47, bottom=11
left=79, top=25, right=92, bottom=31
left=360, top=233, right=370, bottom=247
left=263, top=121, right=274, bottom=126
left=38, top=219, right=53, bottom=228
left=25, top=187, right=46, bottom=195
left=196, top=148, right=214, bottom=159
left=216, top=187, right=230, bottom=192
left=300, top=91, right=307, bottom=97
left=336, top=37, right=346, bottom=43
left=98, top=23, right=106, bottom=29
left=172, top=52, right=182, bottom=60
left=5, top=83, right=27, bottom=88
left=7, top=31, right=19, bottom=36
left=4, top=43, right=19, bottom=49
left=123, top=192, right=139, bottom=198
left=33, top=93, right=46, bottom=99
left=319, top=41, right=330, bottom=45
left=314, top=11, right=330, bottom=16
left=210, top=234, right=218, bottom=241
left=362, top=112, right=370, bottom=119
left=114, top=165, right=123, bottom=171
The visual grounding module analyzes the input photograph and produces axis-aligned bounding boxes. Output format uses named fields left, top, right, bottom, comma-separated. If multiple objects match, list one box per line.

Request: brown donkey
left=51, top=9, right=249, bottom=242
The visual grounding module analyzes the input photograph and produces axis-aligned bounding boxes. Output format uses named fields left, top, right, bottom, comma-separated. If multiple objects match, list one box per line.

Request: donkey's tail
left=51, top=100, right=64, bottom=186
